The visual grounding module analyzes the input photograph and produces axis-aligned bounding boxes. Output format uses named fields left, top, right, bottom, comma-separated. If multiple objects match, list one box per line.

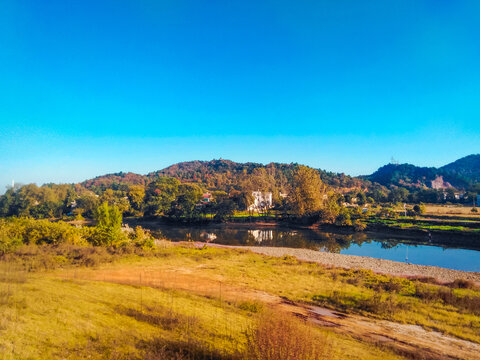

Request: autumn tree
left=287, top=166, right=327, bottom=217
left=128, top=185, right=145, bottom=213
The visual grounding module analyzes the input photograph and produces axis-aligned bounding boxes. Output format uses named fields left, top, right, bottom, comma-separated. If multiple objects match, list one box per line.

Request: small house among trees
left=201, top=193, right=212, bottom=204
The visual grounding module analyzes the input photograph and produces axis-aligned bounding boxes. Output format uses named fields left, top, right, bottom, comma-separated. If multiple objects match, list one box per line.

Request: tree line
left=1, top=164, right=478, bottom=223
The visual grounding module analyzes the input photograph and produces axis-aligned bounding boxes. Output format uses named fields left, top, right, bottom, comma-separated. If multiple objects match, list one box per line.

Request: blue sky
left=1, top=0, right=479, bottom=192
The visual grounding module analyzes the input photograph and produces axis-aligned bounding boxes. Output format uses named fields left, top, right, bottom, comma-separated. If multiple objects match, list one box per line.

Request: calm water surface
left=142, top=224, right=480, bottom=272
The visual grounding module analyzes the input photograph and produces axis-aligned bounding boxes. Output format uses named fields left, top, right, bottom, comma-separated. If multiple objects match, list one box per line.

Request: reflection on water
left=248, top=230, right=273, bottom=243
left=144, top=224, right=480, bottom=272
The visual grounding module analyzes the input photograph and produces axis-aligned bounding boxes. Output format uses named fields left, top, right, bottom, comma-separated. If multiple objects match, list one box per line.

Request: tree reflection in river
left=148, top=225, right=372, bottom=253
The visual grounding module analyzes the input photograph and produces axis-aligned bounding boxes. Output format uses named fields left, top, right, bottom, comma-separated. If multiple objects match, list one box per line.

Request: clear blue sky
left=1, top=0, right=479, bottom=192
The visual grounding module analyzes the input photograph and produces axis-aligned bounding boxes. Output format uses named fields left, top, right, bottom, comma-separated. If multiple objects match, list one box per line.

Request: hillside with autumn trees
left=1, top=157, right=479, bottom=223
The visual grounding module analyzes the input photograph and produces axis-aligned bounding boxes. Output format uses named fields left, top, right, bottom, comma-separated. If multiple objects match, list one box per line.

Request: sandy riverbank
left=204, top=243, right=480, bottom=283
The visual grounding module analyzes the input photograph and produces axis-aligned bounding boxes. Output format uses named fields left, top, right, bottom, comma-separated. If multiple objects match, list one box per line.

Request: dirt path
left=60, top=266, right=480, bottom=360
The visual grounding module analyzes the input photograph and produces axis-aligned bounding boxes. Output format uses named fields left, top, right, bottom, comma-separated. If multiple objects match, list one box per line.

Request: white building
left=248, top=191, right=273, bottom=212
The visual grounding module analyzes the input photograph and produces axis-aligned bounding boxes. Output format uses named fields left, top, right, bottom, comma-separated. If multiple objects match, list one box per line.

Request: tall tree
left=287, top=166, right=327, bottom=217
left=93, top=202, right=124, bottom=246
left=128, top=185, right=145, bottom=212
left=145, top=177, right=180, bottom=216
left=167, top=183, right=203, bottom=220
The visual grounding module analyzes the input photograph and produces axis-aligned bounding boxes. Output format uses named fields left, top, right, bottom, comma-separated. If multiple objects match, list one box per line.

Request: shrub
left=378, top=207, right=398, bottom=219
left=245, top=310, right=330, bottom=360
left=406, top=209, right=416, bottom=217
left=353, top=220, right=366, bottom=232
left=413, top=204, right=426, bottom=215
left=335, top=211, right=352, bottom=226
left=0, top=232, right=22, bottom=255
left=131, top=226, right=155, bottom=249
left=238, top=300, right=264, bottom=313
left=472, top=208, right=478, bottom=213
left=449, top=279, right=477, bottom=290
left=0, top=218, right=87, bottom=251
left=413, top=283, right=480, bottom=315
left=356, top=291, right=410, bottom=317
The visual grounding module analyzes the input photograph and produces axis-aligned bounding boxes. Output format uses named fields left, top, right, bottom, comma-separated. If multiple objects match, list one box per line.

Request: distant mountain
left=366, top=163, right=439, bottom=189
left=365, top=154, right=480, bottom=190
left=440, top=154, right=480, bottom=184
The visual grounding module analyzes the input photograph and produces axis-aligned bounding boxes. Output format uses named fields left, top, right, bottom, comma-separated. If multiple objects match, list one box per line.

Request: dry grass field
left=423, top=205, right=480, bottom=217
left=2, top=244, right=480, bottom=359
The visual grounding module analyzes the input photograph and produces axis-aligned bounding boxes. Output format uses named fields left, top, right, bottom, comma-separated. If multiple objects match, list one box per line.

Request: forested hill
left=80, top=154, right=480, bottom=194
left=365, top=154, right=480, bottom=190
left=82, top=159, right=367, bottom=193
left=440, top=154, right=480, bottom=183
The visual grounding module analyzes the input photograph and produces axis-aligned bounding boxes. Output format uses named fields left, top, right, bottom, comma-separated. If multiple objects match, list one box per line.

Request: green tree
left=76, top=193, right=100, bottom=218
left=388, top=187, right=409, bottom=203
left=445, top=188, right=456, bottom=203
left=93, top=202, right=124, bottom=246
left=167, top=184, right=203, bottom=220
left=145, top=177, right=180, bottom=216
left=214, top=199, right=237, bottom=221
left=0, top=189, right=15, bottom=217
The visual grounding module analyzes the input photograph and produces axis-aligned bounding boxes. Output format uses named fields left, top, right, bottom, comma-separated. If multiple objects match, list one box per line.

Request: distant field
left=424, top=204, right=480, bottom=217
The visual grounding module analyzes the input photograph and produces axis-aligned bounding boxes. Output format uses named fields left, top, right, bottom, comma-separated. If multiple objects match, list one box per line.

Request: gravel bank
left=210, top=244, right=480, bottom=283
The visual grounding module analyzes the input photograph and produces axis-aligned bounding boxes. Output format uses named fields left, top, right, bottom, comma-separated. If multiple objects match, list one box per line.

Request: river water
left=140, top=223, right=480, bottom=272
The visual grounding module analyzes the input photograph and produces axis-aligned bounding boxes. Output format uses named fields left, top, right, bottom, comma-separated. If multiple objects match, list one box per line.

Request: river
left=136, top=222, right=480, bottom=272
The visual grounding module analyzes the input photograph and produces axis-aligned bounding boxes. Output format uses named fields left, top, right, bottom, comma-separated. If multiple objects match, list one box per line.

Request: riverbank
left=204, top=243, right=480, bottom=284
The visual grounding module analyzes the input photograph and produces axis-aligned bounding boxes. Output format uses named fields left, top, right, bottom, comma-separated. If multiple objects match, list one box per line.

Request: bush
left=356, top=292, right=407, bottom=316
left=0, top=218, right=87, bottom=250
left=406, top=209, right=416, bottom=217
left=0, top=217, right=157, bottom=254
left=335, top=211, right=352, bottom=226
left=353, top=220, right=366, bottom=232
left=0, top=234, right=22, bottom=255
left=238, top=300, right=264, bottom=313
left=378, top=207, right=398, bottom=219
left=245, top=310, right=330, bottom=360
left=131, top=226, right=155, bottom=249
left=472, top=208, right=478, bottom=213
left=413, top=204, right=426, bottom=215
left=449, top=279, right=477, bottom=290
